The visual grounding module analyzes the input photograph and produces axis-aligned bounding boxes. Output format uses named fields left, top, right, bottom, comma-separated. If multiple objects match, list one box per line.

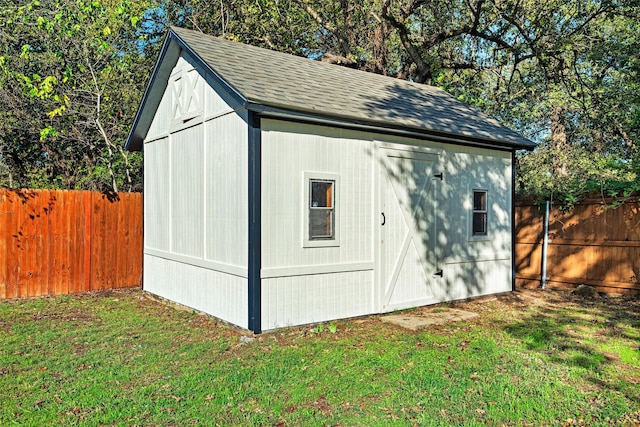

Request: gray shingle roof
left=126, top=26, right=535, bottom=151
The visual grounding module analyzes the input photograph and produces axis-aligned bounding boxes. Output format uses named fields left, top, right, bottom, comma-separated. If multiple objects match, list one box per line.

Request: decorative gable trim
left=126, top=31, right=246, bottom=151
left=170, top=65, right=203, bottom=127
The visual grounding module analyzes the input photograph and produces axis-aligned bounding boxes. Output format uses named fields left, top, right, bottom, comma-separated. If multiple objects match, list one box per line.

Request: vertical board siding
left=261, top=271, right=373, bottom=330
left=144, top=254, right=248, bottom=329
left=144, top=138, right=171, bottom=251
left=204, top=114, right=248, bottom=267
left=261, top=120, right=374, bottom=269
left=0, top=189, right=142, bottom=298
left=260, top=120, right=376, bottom=329
left=515, top=199, right=640, bottom=294
left=260, top=120, right=514, bottom=327
left=146, top=82, right=172, bottom=141
left=170, top=124, right=204, bottom=257
left=443, top=259, right=512, bottom=300
left=376, top=138, right=513, bottom=307
left=140, top=53, right=249, bottom=325
left=435, top=147, right=513, bottom=263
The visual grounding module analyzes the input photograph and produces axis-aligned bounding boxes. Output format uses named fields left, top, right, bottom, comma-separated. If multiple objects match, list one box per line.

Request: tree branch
left=86, top=57, right=118, bottom=193
left=381, top=0, right=433, bottom=83
left=293, top=0, right=352, bottom=56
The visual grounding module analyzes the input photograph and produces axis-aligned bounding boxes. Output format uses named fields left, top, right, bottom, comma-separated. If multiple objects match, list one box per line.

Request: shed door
left=378, top=147, right=440, bottom=312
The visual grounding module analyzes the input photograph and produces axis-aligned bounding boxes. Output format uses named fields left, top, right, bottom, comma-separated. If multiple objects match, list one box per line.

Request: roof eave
left=246, top=102, right=536, bottom=152
left=125, top=33, right=180, bottom=152
left=125, top=28, right=247, bottom=152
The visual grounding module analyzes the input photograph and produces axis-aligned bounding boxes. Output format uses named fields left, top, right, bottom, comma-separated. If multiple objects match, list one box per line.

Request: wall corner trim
left=511, top=151, right=517, bottom=292
left=247, top=112, right=262, bottom=333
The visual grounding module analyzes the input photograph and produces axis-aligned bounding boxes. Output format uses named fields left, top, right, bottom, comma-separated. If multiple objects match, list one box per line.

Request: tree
left=424, top=0, right=640, bottom=203
left=2, top=0, right=638, bottom=201
left=146, top=0, right=639, bottom=204
left=0, top=0, right=151, bottom=191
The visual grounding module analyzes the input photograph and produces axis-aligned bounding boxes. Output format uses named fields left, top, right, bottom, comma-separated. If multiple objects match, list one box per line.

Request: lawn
left=1, top=288, right=639, bottom=426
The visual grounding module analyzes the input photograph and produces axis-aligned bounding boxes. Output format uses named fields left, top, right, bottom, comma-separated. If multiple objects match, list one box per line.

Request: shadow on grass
left=501, top=291, right=640, bottom=402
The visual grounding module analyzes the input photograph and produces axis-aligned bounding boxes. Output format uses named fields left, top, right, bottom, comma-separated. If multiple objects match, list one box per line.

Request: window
left=303, top=172, right=340, bottom=248
left=472, top=190, right=488, bottom=236
left=309, top=179, right=335, bottom=240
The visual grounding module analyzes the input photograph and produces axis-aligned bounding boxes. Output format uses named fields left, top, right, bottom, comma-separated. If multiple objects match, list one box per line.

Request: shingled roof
left=126, top=26, right=535, bottom=151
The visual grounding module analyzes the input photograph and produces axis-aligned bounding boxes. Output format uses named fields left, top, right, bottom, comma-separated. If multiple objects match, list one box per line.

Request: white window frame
left=469, top=188, right=489, bottom=240
left=302, top=172, right=340, bottom=248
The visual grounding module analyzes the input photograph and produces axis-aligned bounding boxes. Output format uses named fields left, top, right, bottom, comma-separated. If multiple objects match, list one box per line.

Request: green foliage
left=311, top=322, right=338, bottom=334
left=517, top=143, right=640, bottom=208
left=0, top=0, right=148, bottom=191
left=0, top=0, right=638, bottom=198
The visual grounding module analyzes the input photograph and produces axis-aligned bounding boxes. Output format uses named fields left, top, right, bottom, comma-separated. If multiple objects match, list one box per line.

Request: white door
left=378, top=146, right=440, bottom=312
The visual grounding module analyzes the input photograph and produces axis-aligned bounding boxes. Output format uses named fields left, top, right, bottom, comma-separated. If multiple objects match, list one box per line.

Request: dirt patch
left=376, top=288, right=640, bottom=332
left=381, top=308, right=478, bottom=331
left=446, top=288, right=639, bottom=312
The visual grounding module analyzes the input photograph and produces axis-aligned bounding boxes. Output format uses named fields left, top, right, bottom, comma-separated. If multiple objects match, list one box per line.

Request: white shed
left=126, top=27, right=535, bottom=333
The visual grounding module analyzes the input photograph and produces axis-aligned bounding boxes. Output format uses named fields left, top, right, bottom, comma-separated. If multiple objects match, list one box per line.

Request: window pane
left=311, top=181, right=333, bottom=208
left=473, top=191, right=486, bottom=211
left=310, top=209, right=333, bottom=238
left=473, top=212, right=487, bottom=235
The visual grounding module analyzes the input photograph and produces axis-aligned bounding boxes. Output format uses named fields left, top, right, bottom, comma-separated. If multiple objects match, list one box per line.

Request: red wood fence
left=516, top=198, right=640, bottom=294
left=0, top=189, right=142, bottom=298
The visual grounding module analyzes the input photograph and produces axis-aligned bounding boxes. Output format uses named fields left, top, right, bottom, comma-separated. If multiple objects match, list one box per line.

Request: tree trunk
left=550, top=104, right=569, bottom=176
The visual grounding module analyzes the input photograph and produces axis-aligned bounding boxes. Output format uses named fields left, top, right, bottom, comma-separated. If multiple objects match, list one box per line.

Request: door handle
left=381, top=212, right=385, bottom=226
left=434, top=269, right=443, bottom=277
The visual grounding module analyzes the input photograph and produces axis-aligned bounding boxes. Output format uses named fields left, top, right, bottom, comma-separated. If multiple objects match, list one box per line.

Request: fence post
left=541, top=199, right=550, bottom=289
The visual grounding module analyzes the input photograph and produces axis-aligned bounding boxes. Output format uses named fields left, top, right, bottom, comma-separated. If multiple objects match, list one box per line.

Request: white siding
left=259, top=121, right=513, bottom=329
left=436, top=144, right=513, bottom=299
left=170, top=125, right=204, bottom=257
left=442, top=259, right=512, bottom=301
left=145, top=254, right=248, bottom=329
left=144, top=137, right=170, bottom=252
left=375, top=135, right=513, bottom=303
left=261, top=120, right=374, bottom=329
left=143, top=53, right=249, bottom=327
left=260, top=120, right=375, bottom=329
left=204, top=114, right=248, bottom=267
left=261, top=120, right=374, bottom=270
left=146, top=80, right=172, bottom=142
left=143, top=55, right=514, bottom=330
left=262, top=271, right=373, bottom=330
left=146, top=54, right=238, bottom=143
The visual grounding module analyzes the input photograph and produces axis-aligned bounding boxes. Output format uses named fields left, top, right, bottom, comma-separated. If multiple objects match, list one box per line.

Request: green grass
left=1, top=289, right=639, bottom=426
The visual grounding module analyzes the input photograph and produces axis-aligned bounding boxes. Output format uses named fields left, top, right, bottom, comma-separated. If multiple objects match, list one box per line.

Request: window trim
left=169, top=67, right=203, bottom=130
left=303, top=172, right=340, bottom=248
left=470, top=189, right=489, bottom=240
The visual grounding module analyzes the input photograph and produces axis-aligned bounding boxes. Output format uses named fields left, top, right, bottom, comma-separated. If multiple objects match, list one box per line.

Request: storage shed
left=126, top=27, right=535, bottom=333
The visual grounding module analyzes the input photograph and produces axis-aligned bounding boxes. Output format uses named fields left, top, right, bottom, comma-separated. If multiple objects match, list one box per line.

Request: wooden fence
left=3, top=189, right=639, bottom=298
left=0, top=189, right=142, bottom=298
left=516, top=198, right=640, bottom=294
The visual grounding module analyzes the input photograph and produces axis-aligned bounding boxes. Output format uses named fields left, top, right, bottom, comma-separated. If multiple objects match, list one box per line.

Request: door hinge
left=434, top=172, right=443, bottom=180
left=433, top=269, right=443, bottom=277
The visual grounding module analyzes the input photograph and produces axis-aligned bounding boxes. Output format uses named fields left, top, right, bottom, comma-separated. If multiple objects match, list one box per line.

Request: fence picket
left=0, top=189, right=142, bottom=298
left=2, top=189, right=638, bottom=298
left=516, top=199, right=640, bottom=294
left=0, top=191, right=7, bottom=298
